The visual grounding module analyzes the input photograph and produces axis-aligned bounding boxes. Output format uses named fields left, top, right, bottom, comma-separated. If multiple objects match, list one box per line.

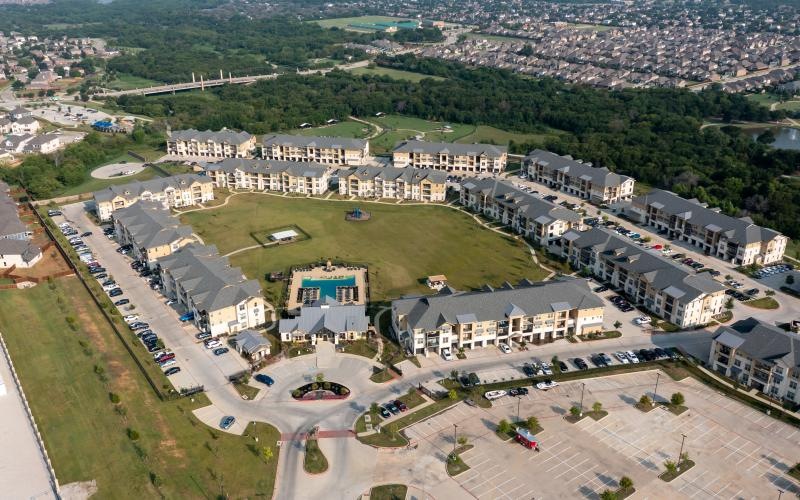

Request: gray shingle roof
left=0, top=238, right=40, bottom=263
left=525, top=149, right=632, bottom=188
left=279, top=300, right=369, bottom=335
left=93, top=174, right=212, bottom=203
left=563, top=227, right=724, bottom=302
left=713, top=317, right=800, bottom=370
left=634, top=189, right=782, bottom=245
left=0, top=184, right=30, bottom=239
left=234, top=329, right=270, bottom=355
left=393, top=140, right=507, bottom=157
left=461, top=177, right=582, bottom=224
left=113, top=201, right=193, bottom=250
left=393, top=278, right=603, bottom=331
left=203, top=158, right=328, bottom=178
left=260, top=134, right=367, bottom=150
left=169, top=128, right=253, bottom=145
left=339, top=165, right=447, bottom=184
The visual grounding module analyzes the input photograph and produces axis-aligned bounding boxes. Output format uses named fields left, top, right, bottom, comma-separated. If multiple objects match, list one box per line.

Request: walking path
left=349, top=115, right=384, bottom=139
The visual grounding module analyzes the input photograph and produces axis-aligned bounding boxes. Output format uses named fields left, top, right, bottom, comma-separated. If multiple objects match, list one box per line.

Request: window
left=790, top=381, right=797, bottom=390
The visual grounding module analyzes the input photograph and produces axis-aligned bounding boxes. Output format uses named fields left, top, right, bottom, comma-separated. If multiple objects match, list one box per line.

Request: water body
left=751, top=126, right=800, bottom=151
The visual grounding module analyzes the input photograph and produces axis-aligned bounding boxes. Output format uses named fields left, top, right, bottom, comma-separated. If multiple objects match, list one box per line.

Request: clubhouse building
left=628, top=189, right=787, bottom=266
left=260, top=134, right=369, bottom=166
left=93, top=174, right=215, bottom=221
left=338, top=165, right=447, bottom=202
left=157, top=244, right=266, bottom=336
left=460, top=177, right=582, bottom=246
left=392, top=278, right=604, bottom=356
left=167, top=129, right=257, bottom=159
left=392, top=140, right=507, bottom=175
left=562, top=227, right=726, bottom=328
left=709, top=317, right=800, bottom=406
left=524, top=149, right=635, bottom=204
left=112, top=201, right=196, bottom=268
left=279, top=298, right=370, bottom=344
left=203, top=158, right=330, bottom=195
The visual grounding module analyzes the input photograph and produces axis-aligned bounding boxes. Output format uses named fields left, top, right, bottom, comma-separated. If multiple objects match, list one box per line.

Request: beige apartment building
left=158, top=244, right=266, bottom=336
left=524, top=149, right=635, bottom=204
left=460, top=177, right=582, bottom=246
left=392, top=140, right=507, bottom=175
left=628, top=189, right=788, bottom=266
left=203, top=158, right=330, bottom=195
left=260, top=134, right=369, bottom=166
left=337, top=165, right=447, bottom=202
left=392, top=279, right=604, bottom=356
left=562, top=227, right=726, bottom=328
left=167, top=129, right=256, bottom=159
left=94, top=174, right=215, bottom=221
left=112, top=201, right=195, bottom=268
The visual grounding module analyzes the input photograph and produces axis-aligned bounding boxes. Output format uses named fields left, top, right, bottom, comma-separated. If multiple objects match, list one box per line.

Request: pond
left=751, top=126, right=800, bottom=151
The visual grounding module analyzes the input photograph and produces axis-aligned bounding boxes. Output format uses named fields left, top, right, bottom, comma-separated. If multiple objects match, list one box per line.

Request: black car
left=94, top=273, right=108, bottom=280
left=80, top=231, right=93, bottom=237
left=378, top=406, right=391, bottom=418
left=164, top=367, right=181, bottom=376
left=745, top=288, right=759, bottom=296
left=638, top=349, right=655, bottom=362
left=109, top=289, right=123, bottom=297
left=594, top=285, right=609, bottom=293
left=114, top=298, right=130, bottom=306
left=509, top=387, right=529, bottom=396
left=591, top=355, right=607, bottom=367
left=522, top=363, right=536, bottom=377
left=89, top=267, right=106, bottom=274
left=558, top=360, right=569, bottom=372
left=653, top=347, right=667, bottom=359
left=573, top=358, right=588, bottom=370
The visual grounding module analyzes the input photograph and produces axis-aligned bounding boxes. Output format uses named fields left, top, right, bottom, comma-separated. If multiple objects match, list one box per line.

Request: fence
left=0, top=331, right=61, bottom=499
left=29, top=193, right=93, bottom=207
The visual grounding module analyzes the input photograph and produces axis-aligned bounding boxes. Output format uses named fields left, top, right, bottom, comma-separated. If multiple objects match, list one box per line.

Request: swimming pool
left=301, top=276, right=356, bottom=300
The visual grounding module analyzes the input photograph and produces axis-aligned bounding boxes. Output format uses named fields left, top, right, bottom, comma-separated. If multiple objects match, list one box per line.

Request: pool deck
left=286, top=265, right=368, bottom=311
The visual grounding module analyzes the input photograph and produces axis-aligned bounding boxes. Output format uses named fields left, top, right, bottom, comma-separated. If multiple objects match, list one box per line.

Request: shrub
left=600, top=491, right=618, bottom=500
left=592, top=401, right=603, bottom=413
left=664, top=460, right=677, bottom=473
left=448, top=389, right=457, bottom=400
left=497, top=419, right=511, bottom=434
left=619, top=476, right=633, bottom=490
left=127, top=428, right=140, bottom=441
left=109, top=392, right=121, bottom=404
left=639, top=394, right=651, bottom=406
left=527, top=416, right=539, bottom=430
left=569, top=406, right=581, bottom=417
left=670, top=392, right=685, bottom=406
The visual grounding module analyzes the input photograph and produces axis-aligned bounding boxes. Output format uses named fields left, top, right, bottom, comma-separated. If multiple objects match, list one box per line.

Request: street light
left=677, top=433, right=687, bottom=466
left=517, top=395, right=522, bottom=423
left=579, top=382, right=586, bottom=417
left=453, top=423, right=458, bottom=455
left=652, top=372, right=661, bottom=406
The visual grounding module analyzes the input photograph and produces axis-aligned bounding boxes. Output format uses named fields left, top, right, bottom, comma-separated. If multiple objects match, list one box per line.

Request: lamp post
left=579, top=382, right=586, bottom=417
left=517, top=395, right=522, bottom=423
left=677, top=433, right=687, bottom=466
left=777, top=489, right=783, bottom=500
left=453, top=423, right=458, bottom=455
left=652, top=372, right=661, bottom=406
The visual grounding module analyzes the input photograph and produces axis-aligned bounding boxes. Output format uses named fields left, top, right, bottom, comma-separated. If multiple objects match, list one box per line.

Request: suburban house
left=709, top=317, right=800, bottom=406
left=157, top=244, right=266, bottom=336
left=93, top=173, right=215, bottom=221
left=166, top=129, right=257, bottom=159
left=260, top=134, right=369, bottom=166
left=23, top=133, right=60, bottom=154
left=561, top=227, right=726, bottom=328
left=628, top=189, right=787, bottom=266
left=337, top=165, right=447, bottom=202
left=460, top=177, right=582, bottom=246
left=524, top=149, right=635, bottom=204
left=233, top=329, right=271, bottom=362
left=279, top=298, right=370, bottom=344
left=112, top=201, right=196, bottom=268
left=0, top=181, right=41, bottom=269
left=203, top=158, right=330, bottom=195
left=392, top=140, right=508, bottom=175
left=391, top=278, right=605, bottom=356
left=3, top=134, right=34, bottom=153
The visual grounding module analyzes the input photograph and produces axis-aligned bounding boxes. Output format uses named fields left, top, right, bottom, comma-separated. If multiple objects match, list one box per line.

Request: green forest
left=112, top=56, right=800, bottom=239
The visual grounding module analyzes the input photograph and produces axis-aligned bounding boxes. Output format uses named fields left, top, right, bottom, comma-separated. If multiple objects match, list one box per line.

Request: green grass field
left=288, top=120, right=373, bottom=139
left=455, top=125, right=563, bottom=147
left=182, top=194, right=542, bottom=305
left=107, top=73, right=162, bottom=90
left=314, top=15, right=407, bottom=31
left=0, top=278, right=280, bottom=498
left=348, top=66, right=445, bottom=83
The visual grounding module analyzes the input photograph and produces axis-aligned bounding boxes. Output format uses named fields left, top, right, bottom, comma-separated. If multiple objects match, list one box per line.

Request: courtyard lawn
left=182, top=194, right=542, bottom=305
left=287, top=119, right=373, bottom=139
left=348, top=66, right=445, bottom=83
left=0, top=279, right=280, bottom=499
left=313, top=15, right=408, bottom=31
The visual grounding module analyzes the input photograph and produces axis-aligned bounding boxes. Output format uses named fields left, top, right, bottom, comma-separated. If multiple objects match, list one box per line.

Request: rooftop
left=393, top=140, right=507, bottom=157
left=713, top=317, right=800, bottom=371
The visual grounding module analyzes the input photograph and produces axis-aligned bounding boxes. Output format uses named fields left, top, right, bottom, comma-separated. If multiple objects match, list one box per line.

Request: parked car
left=615, top=352, right=630, bottom=364
left=220, top=416, right=235, bottom=430
left=536, top=380, right=558, bottom=390
left=47, top=209, right=62, bottom=216
left=179, top=311, right=194, bottom=322
left=558, top=360, right=569, bottom=372
left=113, top=299, right=130, bottom=306
left=625, top=351, right=640, bottom=364
left=108, top=288, right=123, bottom=297
left=394, top=400, right=408, bottom=412
left=379, top=406, right=391, bottom=418
left=508, top=387, right=529, bottom=397
left=573, top=358, right=589, bottom=370
left=498, top=343, right=512, bottom=354
left=213, top=347, right=229, bottom=356
left=195, top=332, right=212, bottom=340
left=593, top=285, right=608, bottom=293
left=385, top=402, right=400, bottom=414
left=204, top=339, right=222, bottom=349
left=441, top=347, right=454, bottom=361
left=522, top=363, right=536, bottom=377
left=484, top=390, right=507, bottom=401
left=634, top=316, right=652, bottom=326
left=159, top=359, right=177, bottom=368
left=123, top=314, right=139, bottom=323
left=540, top=362, right=553, bottom=376
left=254, top=374, right=275, bottom=386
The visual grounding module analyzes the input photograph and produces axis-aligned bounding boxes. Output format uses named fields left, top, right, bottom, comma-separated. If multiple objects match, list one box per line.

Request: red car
left=394, top=400, right=408, bottom=412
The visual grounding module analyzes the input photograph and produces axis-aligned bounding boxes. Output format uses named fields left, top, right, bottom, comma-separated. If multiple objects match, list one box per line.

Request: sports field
left=181, top=194, right=544, bottom=304
left=288, top=120, right=373, bottom=138
left=348, top=66, right=446, bottom=83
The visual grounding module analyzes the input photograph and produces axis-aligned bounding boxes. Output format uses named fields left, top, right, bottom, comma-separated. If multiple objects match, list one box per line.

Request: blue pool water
left=302, top=276, right=356, bottom=299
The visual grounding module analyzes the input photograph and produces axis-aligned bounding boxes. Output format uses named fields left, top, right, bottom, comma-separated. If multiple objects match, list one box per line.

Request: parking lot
left=401, top=370, right=800, bottom=499
left=55, top=203, right=249, bottom=393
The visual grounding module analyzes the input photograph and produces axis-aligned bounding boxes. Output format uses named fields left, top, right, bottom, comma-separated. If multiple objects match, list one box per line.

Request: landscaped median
left=304, top=437, right=329, bottom=474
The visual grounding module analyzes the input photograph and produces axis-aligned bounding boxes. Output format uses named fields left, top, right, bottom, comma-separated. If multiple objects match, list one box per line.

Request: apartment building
left=562, top=227, right=726, bottom=328
left=338, top=165, right=447, bottom=202
left=112, top=201, right=195, bottom=268
left=709, top=317, right=800, bottom=406
left=460, top=177, right=582, bottom=246
left=166, top=129, right=256, bottom=159
left=629, top=189, right=788, bottom=266
left=279, top=298, right=370, bottom=343
left=203, top=158, right=330, bottom=195
left=392, top=278, right=604, bottom=356
left=94, top=174, right=215, bottom=221
left=524, top=149, right=635, bottom=204
left=0, top=181, right=40, bottom=269
left=260, top=134, right=369, bottom=166
left=392, top=140, right=507, bottom=175
left=157, top=244, right=266, bottom=336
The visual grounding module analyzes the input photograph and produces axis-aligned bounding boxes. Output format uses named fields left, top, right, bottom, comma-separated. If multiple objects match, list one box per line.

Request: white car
left=625, top=351, right=640, bottom=363
left=633, top=316, right=651, bottom=325
left=484, top=390, right=507, bottom=401
left=536, top=380, right=559, bottom=390
left=123, top=315, right=139, bottom=323
left=158, top=359, right=177, bottom=368
left=540, top=362, right=553, bottom=375
left=498, top=343, right=512, bottom=354
left=204, top=340, right=222, bottom=349
left=441, top=347, right=454, bottom=361
left=615, top=352, right=630, bottom=364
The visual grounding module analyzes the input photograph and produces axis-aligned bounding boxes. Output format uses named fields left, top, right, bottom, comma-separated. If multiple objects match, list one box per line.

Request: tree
left=261, top=446, right=274, bottom=461
left=448, top=389, right=458, bottom=401
left=725, top=298, right=734, bottom=310
left=497, top=419, right=511, bottom=434
left=680, top=451, right=690, bottom=464
left=527, top=415, right=539, bottom=430
left=315, top=372, right=324, bottom=383
left=599, top=490, right=618, bottom=500
left=639, top=394, right=652, bottom=406
left=370, top=402, right=379, bottom=415
left=450, top=369, right=459, bottom=381
left=619, top=476, right=633, bottom=490
left=592, top=401, right=603, bottom=413
left=786, top=274, right=795, bottom=285
left=457, top=435, right=467, bottom=447
left=670, top=392, right=685, bottom=406
left=569, top=406, right=581, bottom=417
left=11, top=80, right=24, bottom=91
left=664, top=460, right=677, bottom=474
left=614, top=320, right=622, bottom=329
